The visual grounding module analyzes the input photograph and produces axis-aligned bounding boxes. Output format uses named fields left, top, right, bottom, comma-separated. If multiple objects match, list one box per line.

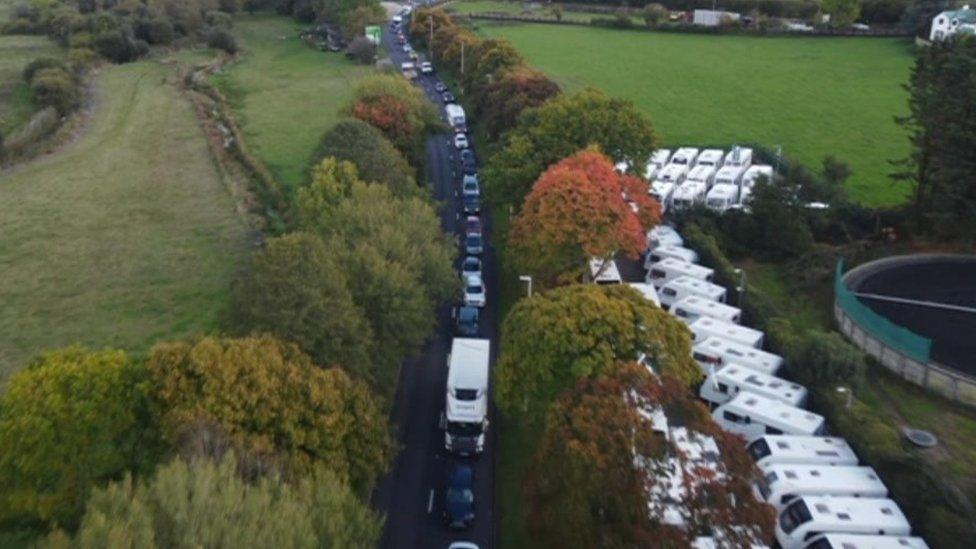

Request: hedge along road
left=371, top=19, right=499, bottom=549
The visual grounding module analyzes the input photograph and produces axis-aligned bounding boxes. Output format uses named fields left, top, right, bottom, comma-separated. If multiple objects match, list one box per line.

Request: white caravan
left=756, top=464, right=888, bottom=511
left=705, top=184, right=740, bottom=212
left=802, top=534, right=928, bottom=549
left=692, top=336, right=784, bottom=375
left=672, top=295, right=741, bottom=324
left=742, top=165, right=774, bottom=190
left=650, top=149, right=672, bottom=170
left=776, top=497, right=910, bottom=549
left=746, top=436, right=859, bottom=469
left=650, top=180, right=676, bottom=212
left=659, top=277, right=727, bottom=309
left=444, top=338, right=490, bottom=455
left=694, top=148, right=725, bottom=168
left=723, top=146, right=753, bottom=169
left=644, top=161, right=659, bottom=181
left=657, top=163, right=689, bottom=184
left=646, top=225, right=683, bottom=250
left=644, top=245, right=699, bottom=269
left=689, top=316, right=764, bottom=348
left=669, top=147, right=700, bottom=167
left=646, top=258, right=714, bottom=289
left=712, top=392, right=825, bottom=442
left=686, top=165, right=718, bottom=188
left=627, top=282, right=661, bottom=307
left=671, top=180, right=708, bottom=210
left=699, top=365, right=807, bottom=408
left=589, top=257, right=622, bottom=285
left=713, top=164, right=747, bottom=187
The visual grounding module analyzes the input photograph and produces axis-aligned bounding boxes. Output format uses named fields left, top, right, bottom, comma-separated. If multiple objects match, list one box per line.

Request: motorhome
left=775, top=497, right=910, bottom=549
left=650, top=180, right=676, bottom=212
left=669, top=147, right=700, bottom=167
left=646, top=257, right=714, bottom=289
left=689, top=316, right=764, bottom=348
left=692, top=336, right=784, bottom=376
left=627, top=282, right=661, bottom=307
left=686, top=165, right=718, bottom=188
left=671, top=180, right=707, bottom=211
left=713, top=165, right=747, bottom=188
left=746, top=436, right=859, bottom=469
left=723, top=146, right=753, bottom=169
left=644, top=245, right=699, bottom=270
left=699, top=365, right=807, bottom=408
left=646, top=225, right=683, bottom=251
left=705, top=184, right=740, bottom=212
left=589, top=257, right=622, bottom=285
left=444, top=338, right=490, bottom=455
left=712, top=392, right=826, bottom=442
left=657, top=163, right=689, bottom=185
left=694, top=148, right=725, bottom=168
left=445, top=103, right=466, bottom=129
left=755, top=464, right=888, bottom=511
left=659, top=277, right=727, bottom=309
left=802, top=533, right=929, bottom=549
left=672, top=295, right=741, bottom=324
left=650, top=149, right=672, bottom=170
left=742, top=165, right=774, bottom=190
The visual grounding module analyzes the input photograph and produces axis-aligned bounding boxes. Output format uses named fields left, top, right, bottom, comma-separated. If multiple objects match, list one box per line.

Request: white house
left=930, top=5, right=976, bottom=42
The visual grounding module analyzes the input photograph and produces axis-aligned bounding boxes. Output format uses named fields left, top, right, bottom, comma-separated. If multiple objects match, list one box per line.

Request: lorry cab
left=445, top=338, right=490, bottom=455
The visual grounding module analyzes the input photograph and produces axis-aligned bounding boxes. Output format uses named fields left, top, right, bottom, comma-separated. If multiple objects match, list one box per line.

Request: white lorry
left=445, top=103, right=466, bottom=130
left=444, top=338, right=490, bottom=455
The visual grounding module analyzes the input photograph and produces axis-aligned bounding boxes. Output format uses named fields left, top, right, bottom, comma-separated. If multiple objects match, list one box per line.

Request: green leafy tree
left=641, top=3, right=668, bottom=26
left=227, top=231, right=376, bottom=383
left=822, top=0, right=861, bottom=26
left=0, top=347, right=160, bottom=528
left=30, top=67, right=80, bottom=114
left=484, top=88, right=658, bottom=211
left=785, top=329, right=866, bottom=388
left=297, top=178, right=455, bottom=386
left=146, top=335, right=393, bottom=494
left=480, top=65, right=560, bottom=139
left=744, top=175, right=814, bottom=259
left=43, top=455, right=382, bottom=549
left=314, top=119, right=419, bottom=198
left=341, top=4, right=385, bottom=38
left=461, top=38, right=524, bottom=102
left=495, top=284, right=701, bottom=421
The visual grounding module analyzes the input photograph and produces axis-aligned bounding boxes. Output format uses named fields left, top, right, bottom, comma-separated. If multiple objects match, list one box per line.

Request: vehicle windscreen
left=448, top=420, right=482, bottom=436
left=447, top=488, right=474, bottom=505
left=779, top=499, right=812, bottom=534
left=747, top=438, right=771, bottom=461
left=463, top=261, right=478, bottom=272
left=466, top=283, right=482, bottom=293
left=467, top=236, right=481, bottom=247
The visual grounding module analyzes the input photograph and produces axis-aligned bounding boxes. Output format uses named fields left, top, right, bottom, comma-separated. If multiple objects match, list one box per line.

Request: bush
left=95, top=28, right=149, bottom=63
left=135, top=17, right=176, bottom=45
left=22, top=57, right=67, bottom=83
left=207, top=28, right=239, bottom=54
left=30, top=67, right=80, bottom=115
left=206, top=10, right=234, bottom=29
left=347, top=36, right=376, bottom=65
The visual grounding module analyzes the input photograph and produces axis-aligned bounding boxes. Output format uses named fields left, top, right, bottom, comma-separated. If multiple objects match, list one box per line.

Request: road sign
left=365, top=26, right=381, bottom=44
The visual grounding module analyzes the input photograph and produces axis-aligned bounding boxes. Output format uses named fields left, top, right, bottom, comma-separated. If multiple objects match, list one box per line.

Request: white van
left=659, top=277, right=727, bottom=309
left=650, top=149, right=671, bottom=170
left=646, top=258, right=714, bottom=289
left=589, top=257, right=622, bottom=285
left=802, top=534, right=929, bottom=549
left=650, top=180, right=676, bottom=212
left=699, top=365, right=807, bottom=408
left=646, top=225, right=683, bottom=251
left=644, top=245, right=699, bottom=270
left=723, top=146, right=753, bottom=169
left=686, top=165, right=717, bottom=188
left=776, top=496, right=910, bottom=549
left=689, top=317, right=764, bottom=348
left=713, top=165, right=746, bottom=188
left=705, top=184, right=740, bottom=212
left=756, top=464, right=888, bottom=511
left=692, top=336, right=783, bottom=375
left=742, top=165, right=774, bottom=190
left=746, top=436, right=859, bottom=469
left=712, top=392, right=825, bottom=442
left=672, top=295, right=741, bottom=324
left=694, top=148, right=724, bottom=168
left=627, top=282, right=661, bottom=307
left=671, top=180, right=707, bottom=210
left=657, top=163, right=689, bottom=184
left=669, top=147, right=700, bottom=167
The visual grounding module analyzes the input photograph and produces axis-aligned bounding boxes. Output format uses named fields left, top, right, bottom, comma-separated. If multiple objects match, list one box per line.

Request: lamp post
left=836, top=386, right=853, bottom=410
left=519, top=275, right=533, bottom=298
left=733, top=267, right=746, bottom=309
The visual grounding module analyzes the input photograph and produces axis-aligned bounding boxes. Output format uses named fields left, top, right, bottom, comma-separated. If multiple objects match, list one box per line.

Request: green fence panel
left=835, top=260, right=932, bottom=363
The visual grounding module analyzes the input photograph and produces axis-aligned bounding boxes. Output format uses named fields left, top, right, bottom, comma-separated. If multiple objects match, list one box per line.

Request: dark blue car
left=443, top=465, right=475, bottom=529
left=455, top=306, right=480, bottom=336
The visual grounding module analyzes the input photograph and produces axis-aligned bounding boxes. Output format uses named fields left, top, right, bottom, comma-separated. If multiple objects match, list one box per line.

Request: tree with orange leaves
left=507, top=148, right=661, bottom=287
left=345, top=74, right=439, bottom=165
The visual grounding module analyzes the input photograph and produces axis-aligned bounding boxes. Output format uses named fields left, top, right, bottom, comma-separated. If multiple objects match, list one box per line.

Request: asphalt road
left=371, top=17, right=499, bottom=549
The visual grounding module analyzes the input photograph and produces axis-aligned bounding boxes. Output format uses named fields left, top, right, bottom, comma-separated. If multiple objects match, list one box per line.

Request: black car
left=443, top=465, right=475, bottom=529
left=455, top=306, right=480, bottom=336
left=460, top=150, right=477, bottom=175
left=463, top=195, right=480, bottom=214
left=435, top=82, right=447, bottom=93
left=442, top=91, right=455, bottom=103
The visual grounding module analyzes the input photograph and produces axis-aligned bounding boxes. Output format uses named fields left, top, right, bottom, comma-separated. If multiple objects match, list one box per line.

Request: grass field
left=0, top=58, right=250, bottom=380
left=212, top=14, right=374, bottom=192
left=0, top=34, right=62, bottom=135
left=473, top=22, right=915, bottom=206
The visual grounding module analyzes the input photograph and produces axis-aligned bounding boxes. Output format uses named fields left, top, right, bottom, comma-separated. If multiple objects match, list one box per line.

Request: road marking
left=427, top=488, right=434, bottom=513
